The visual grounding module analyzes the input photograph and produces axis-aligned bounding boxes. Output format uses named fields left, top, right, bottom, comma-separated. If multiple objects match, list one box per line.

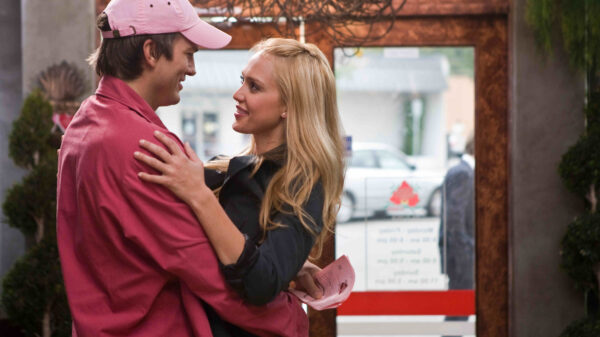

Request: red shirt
left=57, top=76, right=308, bottom=337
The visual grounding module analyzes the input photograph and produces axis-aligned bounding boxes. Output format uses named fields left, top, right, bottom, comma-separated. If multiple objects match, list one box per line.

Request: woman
left=134, top=38, right=344, bottom=315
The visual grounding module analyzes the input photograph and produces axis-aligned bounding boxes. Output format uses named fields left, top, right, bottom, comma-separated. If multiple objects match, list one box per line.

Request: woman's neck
left=254, top=138, right=284, bottom=155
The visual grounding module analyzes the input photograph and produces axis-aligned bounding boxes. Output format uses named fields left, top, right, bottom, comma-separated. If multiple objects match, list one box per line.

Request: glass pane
left=335, top=47, right=475, bottom=337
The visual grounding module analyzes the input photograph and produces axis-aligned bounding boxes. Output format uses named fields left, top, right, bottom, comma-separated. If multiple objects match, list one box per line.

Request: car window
left=350, top=150, right=377, bottom=168
left=376, top=150, right=411, bottom=170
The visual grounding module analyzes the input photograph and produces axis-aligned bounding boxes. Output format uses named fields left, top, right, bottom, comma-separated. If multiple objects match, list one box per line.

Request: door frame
left=305, top=15, right=509, bottom=337
left=94, top=2, right=510, bottom=334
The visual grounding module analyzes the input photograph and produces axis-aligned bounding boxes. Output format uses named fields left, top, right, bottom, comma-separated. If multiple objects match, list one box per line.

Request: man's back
left=57, top=76, right=307, bottom=337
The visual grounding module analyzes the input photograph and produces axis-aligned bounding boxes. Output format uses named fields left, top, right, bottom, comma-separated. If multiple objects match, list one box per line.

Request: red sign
left=389, top=181, right=419, bottom=207
left=338, top=290, right=475, bottom=316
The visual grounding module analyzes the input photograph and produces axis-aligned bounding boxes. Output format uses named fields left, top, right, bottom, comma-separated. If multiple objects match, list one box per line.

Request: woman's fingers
left=137, top=171, right=169, bottom=185
left=297, top=273, right=323, bottom=299
left=184, top=142, right=201, bottom=162
left=134, top=151, right=169, bottom=173
left=139, top=139, right=173, bottom=163
left=153, top=131, right=183, bottom=156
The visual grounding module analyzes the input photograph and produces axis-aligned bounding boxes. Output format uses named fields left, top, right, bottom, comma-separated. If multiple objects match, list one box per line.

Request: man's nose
left=187, top=59, right=196, bottom=76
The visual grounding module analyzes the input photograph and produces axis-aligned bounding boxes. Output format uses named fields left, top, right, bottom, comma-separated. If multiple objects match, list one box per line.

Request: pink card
left=290, top=255, right=355, bottom=310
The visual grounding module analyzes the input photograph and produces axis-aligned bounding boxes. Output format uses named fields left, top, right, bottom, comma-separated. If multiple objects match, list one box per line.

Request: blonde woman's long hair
left=207, top=38, right=345, bottom=258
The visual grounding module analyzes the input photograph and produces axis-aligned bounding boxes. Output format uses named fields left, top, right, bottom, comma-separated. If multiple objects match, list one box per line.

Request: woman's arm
left=135, top=131, right=245, bottom=265
left=135, top=131, right=324, bottom=303
left=223, top=181, right=325, bottom=305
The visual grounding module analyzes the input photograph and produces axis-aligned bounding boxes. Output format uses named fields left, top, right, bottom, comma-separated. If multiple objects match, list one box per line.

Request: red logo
left=389, top=181, right=419, bottom=207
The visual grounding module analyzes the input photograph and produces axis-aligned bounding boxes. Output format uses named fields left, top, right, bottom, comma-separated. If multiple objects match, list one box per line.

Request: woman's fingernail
left=134, top=151, right=140, bottom=157
left=139, top=139, right=145, bottom=145
left=154, top=130, right=161, bottom=136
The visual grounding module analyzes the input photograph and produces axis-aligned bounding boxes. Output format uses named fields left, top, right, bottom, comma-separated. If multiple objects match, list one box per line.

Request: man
left=57, top=0, right=308, bottom=336
left=439, top=137, right=475, bottom=337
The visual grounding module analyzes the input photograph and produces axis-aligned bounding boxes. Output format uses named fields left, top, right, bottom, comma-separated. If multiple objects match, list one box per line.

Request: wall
left=0, top=0, right=25, bottom=297
left=21, top=0, right=96, bottom=95
left=510, top=0, right=586, bottom=335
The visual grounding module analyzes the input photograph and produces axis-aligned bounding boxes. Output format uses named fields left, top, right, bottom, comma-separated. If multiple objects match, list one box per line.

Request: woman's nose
left=233, top=86, right=243, bottom=102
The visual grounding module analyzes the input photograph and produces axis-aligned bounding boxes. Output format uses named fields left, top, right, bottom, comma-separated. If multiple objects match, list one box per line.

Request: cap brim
left=181, top=19, right=231, bottom=49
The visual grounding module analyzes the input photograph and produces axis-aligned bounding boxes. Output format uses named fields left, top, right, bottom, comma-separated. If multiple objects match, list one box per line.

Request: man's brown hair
left=87, top=13, right=180, bottom=81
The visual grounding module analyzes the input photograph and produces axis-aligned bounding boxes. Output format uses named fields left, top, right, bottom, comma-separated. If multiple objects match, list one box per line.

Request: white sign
left=366, top=219, right=445, bottom=290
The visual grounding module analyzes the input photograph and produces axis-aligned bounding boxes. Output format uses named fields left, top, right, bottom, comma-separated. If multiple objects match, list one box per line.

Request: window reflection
left=335, top=46, right=475, bottom=336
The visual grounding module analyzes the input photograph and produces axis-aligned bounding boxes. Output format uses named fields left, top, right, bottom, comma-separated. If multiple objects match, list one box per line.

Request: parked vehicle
left=337, top=142, right=444, bottom=223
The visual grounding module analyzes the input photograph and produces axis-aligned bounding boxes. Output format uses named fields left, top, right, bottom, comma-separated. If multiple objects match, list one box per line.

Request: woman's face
left=232, top=52, right=286, bottom=147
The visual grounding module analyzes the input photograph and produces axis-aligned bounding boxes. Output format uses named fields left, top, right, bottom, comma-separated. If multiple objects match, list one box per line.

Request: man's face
left=151, top=36, right=197, bottom=107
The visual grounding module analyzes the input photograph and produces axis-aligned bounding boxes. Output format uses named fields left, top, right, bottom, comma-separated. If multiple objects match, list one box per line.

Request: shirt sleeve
left=221, top=182, right=325, bottom=305
left=112, top=131, right=307, bottom=337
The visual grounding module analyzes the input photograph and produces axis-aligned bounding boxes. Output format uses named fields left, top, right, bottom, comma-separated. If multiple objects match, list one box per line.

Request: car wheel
left=427, top=187, right=442, bottom=217
left=337, top=193, right=355, bottom=224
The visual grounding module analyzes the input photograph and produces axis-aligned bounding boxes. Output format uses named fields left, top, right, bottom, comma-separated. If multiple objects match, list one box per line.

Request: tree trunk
left=588, top=184, right=597, bottom=213
left=596, top=262, right=600, bottom=304
left=42, top=305, right=51, bottom=337
left=35, top=217, right=44, bottom=243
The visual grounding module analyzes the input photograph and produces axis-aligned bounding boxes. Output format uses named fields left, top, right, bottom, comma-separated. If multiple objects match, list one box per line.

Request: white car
left=337, top=142, right=444, bottom=223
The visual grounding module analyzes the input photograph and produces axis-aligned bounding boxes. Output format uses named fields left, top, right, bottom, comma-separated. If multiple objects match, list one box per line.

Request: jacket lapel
left=224, top=155, right=256, bottom=184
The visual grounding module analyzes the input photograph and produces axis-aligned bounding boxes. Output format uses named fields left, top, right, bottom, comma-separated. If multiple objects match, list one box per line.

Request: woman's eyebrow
left=242, top=74, right=265, bottom=86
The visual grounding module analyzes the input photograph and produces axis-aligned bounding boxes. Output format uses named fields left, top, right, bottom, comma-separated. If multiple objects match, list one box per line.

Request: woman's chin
left=232, top=124, right=248, bottom=134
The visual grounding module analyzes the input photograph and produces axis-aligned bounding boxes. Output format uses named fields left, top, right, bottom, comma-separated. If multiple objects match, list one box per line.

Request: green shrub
left=1, top=239, right=70, bottom=337
left=1, top=91, right=70, bottom=337
left=560, top=213, right=600, bottom=293
left=8, top=90, right=59, bottom=169
left=559, top=316, right=600, bottom=337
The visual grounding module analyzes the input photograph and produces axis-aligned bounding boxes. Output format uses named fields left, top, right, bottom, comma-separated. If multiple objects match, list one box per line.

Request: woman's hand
left=290, top=260, right=323, bottom=299
left=134, top=130, right=210, bottom=205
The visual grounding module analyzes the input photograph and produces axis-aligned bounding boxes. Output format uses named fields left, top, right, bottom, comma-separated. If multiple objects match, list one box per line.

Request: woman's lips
left=234, top=105, right=249, bottom=119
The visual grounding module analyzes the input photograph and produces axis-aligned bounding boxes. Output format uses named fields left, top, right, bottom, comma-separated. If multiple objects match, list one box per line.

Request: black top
left=203, top=151, right=325, bottom=336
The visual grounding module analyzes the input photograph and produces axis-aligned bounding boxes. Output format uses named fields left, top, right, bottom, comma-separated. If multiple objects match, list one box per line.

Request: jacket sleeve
left=444, top=168, right=475, bottom=249
left=221, top=182, right=325, bottom=305
left=115, top=132, right=307, bottom=337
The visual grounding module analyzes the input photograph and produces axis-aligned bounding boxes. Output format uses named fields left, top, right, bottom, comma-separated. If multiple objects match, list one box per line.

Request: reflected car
left=337, top=142, right=444, bottom=223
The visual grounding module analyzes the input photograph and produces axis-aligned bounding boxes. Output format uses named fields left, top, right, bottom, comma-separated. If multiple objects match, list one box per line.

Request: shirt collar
left=462, top=153, right=475, bottom=169
left=227, top=144, right=286, bottom=179
left=95, top=75, right=167, bottom=128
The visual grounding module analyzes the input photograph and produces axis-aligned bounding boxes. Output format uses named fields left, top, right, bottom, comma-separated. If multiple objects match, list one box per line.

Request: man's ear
left=142, top=39, right=158, bottom=69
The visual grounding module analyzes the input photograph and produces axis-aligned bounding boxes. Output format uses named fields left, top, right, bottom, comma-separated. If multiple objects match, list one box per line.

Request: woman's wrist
left=187, top=185, right=215, bottom=213
left=188, top=185, right=246, bottom=265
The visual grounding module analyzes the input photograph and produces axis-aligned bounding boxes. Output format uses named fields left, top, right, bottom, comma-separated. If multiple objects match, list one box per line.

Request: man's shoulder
left=445, top=162, right=472, bottom=183
left=76, top=95, right=160, bottom=145
left=64, top=96, right=168, bottom=181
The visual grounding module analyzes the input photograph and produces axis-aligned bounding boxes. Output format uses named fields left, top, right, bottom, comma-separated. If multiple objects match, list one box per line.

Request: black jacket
left=438, top=159, right=475, bottom=290
left=204, top=152, right=325, bottom=336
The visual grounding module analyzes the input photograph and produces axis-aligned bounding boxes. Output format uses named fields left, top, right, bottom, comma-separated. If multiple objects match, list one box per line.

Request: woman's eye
left=240, top=75, right=244, bottom=84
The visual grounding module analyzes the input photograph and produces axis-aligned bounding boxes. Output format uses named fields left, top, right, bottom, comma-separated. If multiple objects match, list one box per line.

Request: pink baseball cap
left=101, top=0, right=231, bottom=49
